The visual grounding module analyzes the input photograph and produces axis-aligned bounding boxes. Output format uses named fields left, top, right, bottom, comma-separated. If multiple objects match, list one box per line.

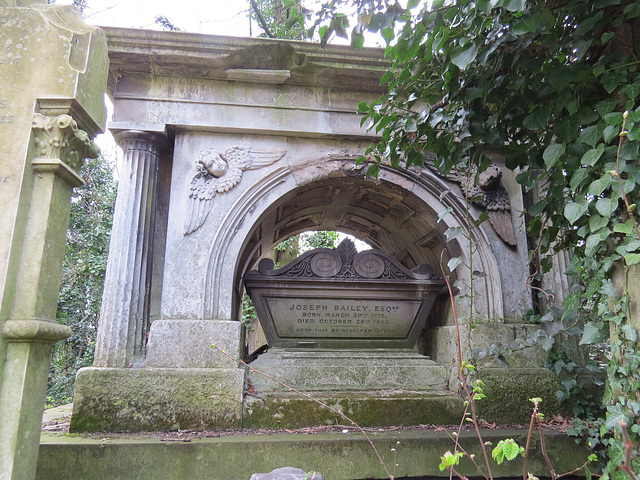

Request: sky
left=56, top=0, right=253, bottom=37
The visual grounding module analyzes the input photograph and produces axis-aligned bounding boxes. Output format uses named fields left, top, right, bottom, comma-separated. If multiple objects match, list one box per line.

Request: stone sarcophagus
left=243, top=239, right=446, bottom=350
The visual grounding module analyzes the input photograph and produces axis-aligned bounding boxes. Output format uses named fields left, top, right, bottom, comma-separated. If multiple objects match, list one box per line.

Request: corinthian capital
left=32, top=113, right=100, bottom=171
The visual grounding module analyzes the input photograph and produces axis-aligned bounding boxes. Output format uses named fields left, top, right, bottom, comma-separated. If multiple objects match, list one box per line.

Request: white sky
left=55, top=0, right=254, bottom=36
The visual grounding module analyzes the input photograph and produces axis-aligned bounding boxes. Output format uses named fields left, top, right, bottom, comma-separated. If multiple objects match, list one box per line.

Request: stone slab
left=37, top=429, right=591, bottom=480
left=70, top=367, right=245, bottom=432
left=145, top=319, right=242, bottom=368
left=242, top=391, right=464, bottom=429
left=247, top=348, right=448, bottom=392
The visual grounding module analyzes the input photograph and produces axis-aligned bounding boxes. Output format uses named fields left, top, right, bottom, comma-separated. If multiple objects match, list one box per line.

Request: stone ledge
left=37, top=428, right=590, bottom=480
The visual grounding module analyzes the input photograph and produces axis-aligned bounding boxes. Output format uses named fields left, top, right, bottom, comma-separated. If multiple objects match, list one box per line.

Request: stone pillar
left=93, top=131, right=167, bottom=367
left=0, top=113, right=100, bottom=479
left=0, top=2, right=107, bottom=477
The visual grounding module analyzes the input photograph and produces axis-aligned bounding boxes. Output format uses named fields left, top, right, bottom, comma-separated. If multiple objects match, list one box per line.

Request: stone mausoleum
left=70, top=27, right=570, bottom=432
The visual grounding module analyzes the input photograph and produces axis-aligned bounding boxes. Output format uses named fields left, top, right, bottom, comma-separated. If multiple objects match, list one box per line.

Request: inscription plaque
left=244, top=239, right=446, bottom=349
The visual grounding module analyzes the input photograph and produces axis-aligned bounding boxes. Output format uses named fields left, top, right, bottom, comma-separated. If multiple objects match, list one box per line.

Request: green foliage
left=249, top=0, right=309, bottom=39
left=491, top=438, right=524, bottom=465
left=300, top=230, right=341, bottom=251
left=304, top=0, right=640, bottom=476
left=438, top=450, right=463, bottom=471
left=47, top=156, right=117, bottom=407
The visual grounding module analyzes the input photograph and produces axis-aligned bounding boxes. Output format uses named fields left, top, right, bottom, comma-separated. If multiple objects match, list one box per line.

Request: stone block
left=70, top=367, right=245, bottom=432
left=476, top=367, right=566, bottom=423
left=242, top=391, right=465, bottom=429
left=248, top=348, right=448, bottom=392
left=146, top=319, right=242, bottom=368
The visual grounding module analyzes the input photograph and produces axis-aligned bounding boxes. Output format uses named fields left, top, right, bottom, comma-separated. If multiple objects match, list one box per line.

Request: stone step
left=242, top=391, right=464, bottom=429
left=37, top=428, right=590, bottom=480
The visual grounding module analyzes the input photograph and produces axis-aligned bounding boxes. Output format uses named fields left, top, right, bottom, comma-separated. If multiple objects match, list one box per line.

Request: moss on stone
left=70, top=367, right=244, bottom=432
left=242, top=392, right=465, bottom=429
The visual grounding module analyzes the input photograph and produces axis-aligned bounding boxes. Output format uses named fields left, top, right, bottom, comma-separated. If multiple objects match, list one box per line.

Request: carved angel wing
left=184, top=172, right=219, bottom=235
left=425, top=159, right=517, bottom=247
left=221, top=146, right=286, bottom=171
left=184, top=146, right=286, bottom=235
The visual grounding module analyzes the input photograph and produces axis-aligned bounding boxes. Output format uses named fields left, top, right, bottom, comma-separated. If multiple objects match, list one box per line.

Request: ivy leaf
left=580, top=322, right=608, bottom=345
left=588, top=215, right=608, bottom=232
left=512, top=14, right=541, bottom=34
left=624, top=253, right=640, bottom=265
left=580, top=126, right=603, bottom=148
left=570, top=168, right=590, bottom=190
left=564, top=201, right=588, bottom=225
left=604, top=125, right=618, bottom=143
left=444, top=226, right=464, bottom=241
left=450, top=43, right=478, bottom=70
left=588, top=174, right=613, bottom=196
left=581, top=144, right=605, bottom=166
left=614, top=220, right=634, bottom=234
left=523, top=106, right=552, bottom=130
left=620, top=82, right=640, bottom=101
left=448, top=257, right=463, bottom=272
left=621, top=324, right=638, bottom=342
left=595, top=197, right=618, bottom=217
left=504, top=0, right=526, bottom=12
left=605, top=404, right=629, bottom=430
left=543, top=143, right=565, bottom=168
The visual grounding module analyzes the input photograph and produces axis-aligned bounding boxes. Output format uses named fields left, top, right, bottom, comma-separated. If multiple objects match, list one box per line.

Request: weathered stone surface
left=242, top=391, right=464, bottom=429
left=37, top=429, right=591, bottom=480
left=244, top=239, right=445, bottom=349
left=248, top=348, right=448, bottom=392
left=70, top=367, right=245, bottom=432
left=146, top=319, right=242, bottom=368
left=93, top=131, right=168, bottom=368
left=0, top=2, right=108, bottom=476
left=250, top=467, right=322, bottom=480
left=476, top=368, right=568, bottom=423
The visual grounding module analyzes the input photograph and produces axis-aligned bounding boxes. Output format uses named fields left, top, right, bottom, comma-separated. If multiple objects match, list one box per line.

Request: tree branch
left=249, top=0, right=276, bottom=38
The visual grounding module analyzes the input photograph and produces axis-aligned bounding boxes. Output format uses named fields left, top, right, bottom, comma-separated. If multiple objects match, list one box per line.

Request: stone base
left=70, top=367, right=245, bottom=432
left=248, top=348, right=448, bottom=392
left=243, top=391, right=464, bottom=429
left=477, top=368, right=571, bottom=423
left=38, top=428, right=591, bottom=480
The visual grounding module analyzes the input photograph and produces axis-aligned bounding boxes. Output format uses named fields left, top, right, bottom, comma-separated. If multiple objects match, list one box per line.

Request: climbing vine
left=294, top=0, right=640, bottom=476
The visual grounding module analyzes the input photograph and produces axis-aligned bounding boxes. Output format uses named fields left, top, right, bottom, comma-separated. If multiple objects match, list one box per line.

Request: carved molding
left=2, top=318, right=72, bottom=344
left=255, top=239, right=442, bottom=281
left=32, top=113, right=99, bottom=173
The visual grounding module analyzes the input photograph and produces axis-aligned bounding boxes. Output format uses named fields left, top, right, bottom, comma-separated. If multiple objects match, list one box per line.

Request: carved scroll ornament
left=256, top=238, right=442, bottom=282
left=184, top=146, right=286, bottom=235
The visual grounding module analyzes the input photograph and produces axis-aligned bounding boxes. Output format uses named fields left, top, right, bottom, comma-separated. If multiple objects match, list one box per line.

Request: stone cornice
left=101, top=27, right=388, bottom=92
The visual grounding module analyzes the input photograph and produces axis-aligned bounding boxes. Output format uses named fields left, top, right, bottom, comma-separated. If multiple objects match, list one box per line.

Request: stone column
left=0, top=113, right=99, bottom=479
left=93, top=131, right=167, bottom=367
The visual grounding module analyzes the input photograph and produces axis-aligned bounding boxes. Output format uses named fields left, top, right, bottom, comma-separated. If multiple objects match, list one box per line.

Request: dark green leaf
left=543, top=143, right=565, bottom=168
left=512, top=14, right=541, bottom=34
left=523, top=105, right=551, bottom=131
left=580, top=322, right=608, bottom=345
left=450, top=43, right=478, bottom=70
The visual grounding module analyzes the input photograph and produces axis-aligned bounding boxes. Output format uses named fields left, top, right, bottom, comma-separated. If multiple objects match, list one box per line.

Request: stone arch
left=203, top=158, right=504, bottom=324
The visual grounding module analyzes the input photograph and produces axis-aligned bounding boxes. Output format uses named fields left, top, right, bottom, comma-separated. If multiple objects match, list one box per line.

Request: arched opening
left=200, top=161, right=503, bottom=362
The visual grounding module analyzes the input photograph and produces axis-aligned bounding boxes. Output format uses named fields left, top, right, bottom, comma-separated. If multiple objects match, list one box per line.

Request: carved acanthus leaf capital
left=32, top=113, right=100, bottom=171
